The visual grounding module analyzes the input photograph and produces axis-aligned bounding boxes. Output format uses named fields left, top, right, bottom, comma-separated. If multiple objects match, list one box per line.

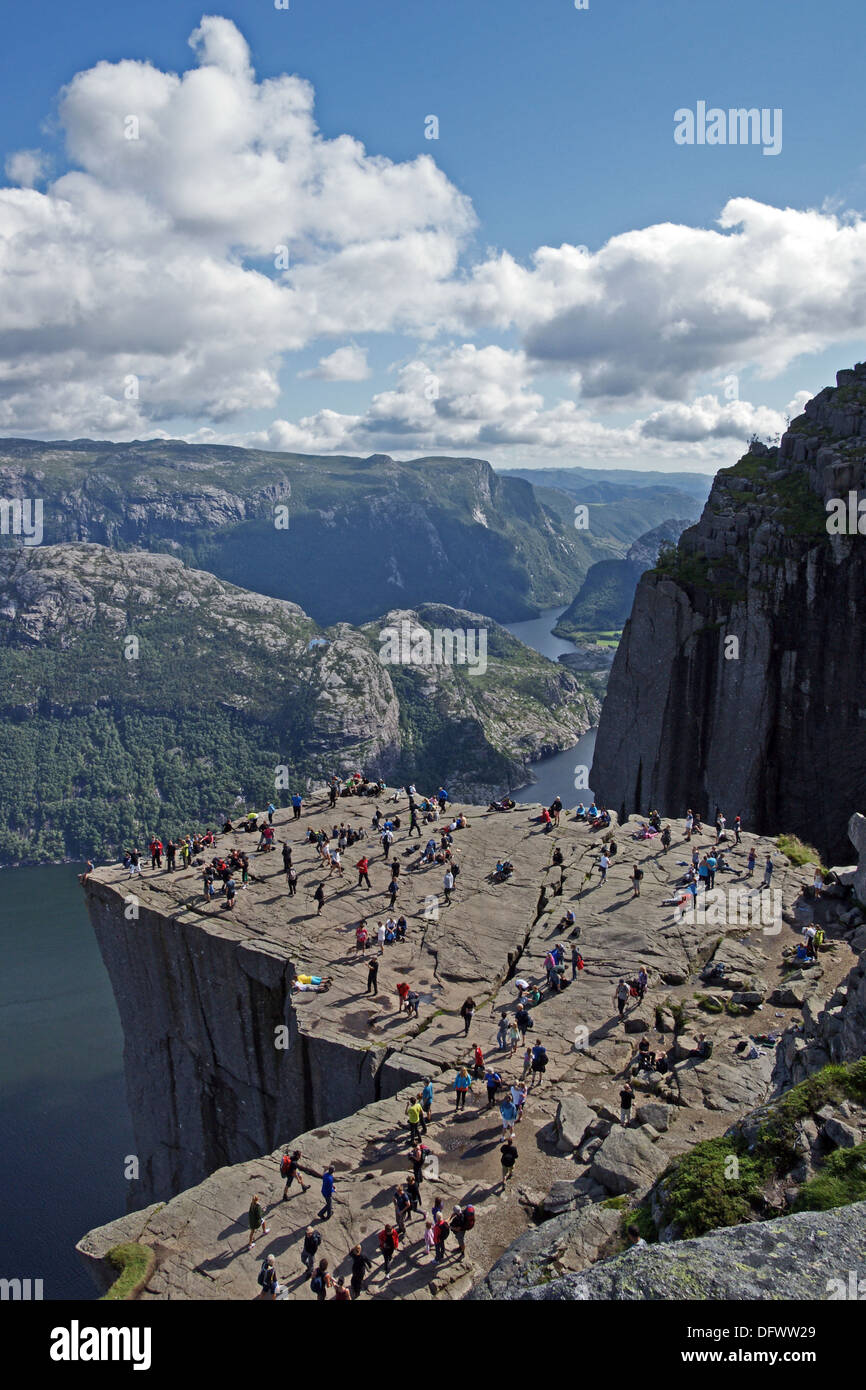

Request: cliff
left=78, top=798, right=862, bottom=1298
left=591, top=363, right=866, bottom=864
left=553, top=517, right=697, bottom=639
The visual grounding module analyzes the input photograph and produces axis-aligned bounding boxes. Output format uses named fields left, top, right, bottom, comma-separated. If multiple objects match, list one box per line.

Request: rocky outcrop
left=591, top=364, right=866, bottom=864
left=493, top=1201, right=866, bottom=1300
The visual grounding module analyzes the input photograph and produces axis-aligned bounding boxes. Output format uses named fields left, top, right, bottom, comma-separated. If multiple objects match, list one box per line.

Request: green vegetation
left=792, top=1144, right=866, bottom=1212
left=651, top=1061, right=866, bottom=1239
left=100, top=1243, right=155, bottom=1301
left=776, top=834, right=825, bottom=869
left=601, top=1194, right=629, bottom=1210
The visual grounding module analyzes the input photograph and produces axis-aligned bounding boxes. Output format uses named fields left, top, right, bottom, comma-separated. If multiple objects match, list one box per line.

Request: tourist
left=318, top=1165, right=336, bottom=1221
left=424, top=1219, right=436, bottom=1260
left=763, top=855, right=774, bottom=887
left=747, top=846, right=757, bottom=876
left=301, top=1226, right=321, bottom=1278
left=310, top=1258, right=332, bottom=1300
left=499, top=1092, right=518, bottom=1137
left=281, top=1148, right=310, bottom=1198
left=521, top=1045, right=532, bottom=1080
left=247, top=1194, right=270, bottom=1250
left=421, top=1077, right=434, bottom=1125
left=685, top=809, right=694, bottom=841
left=350, top=1245, right=372, bottom=1299
left=406, top=988, right=420, bottom=1019
left=393, top=1184, right=411, bottom=1237
left=366, top=957, right=379, bottom=995
left=454, top=1066, right=473, bottom=1112
left=443, top=867, right=454, bottom=904
left=515, top=1002, right=532, bottom=1042
left=496, top=1011, right=510, bottom=1049
left=314, top=882, right=326, bottom=916
left=432, top=1211, right=450, bottom=1262
left=500, top=1136, right=518, bottom=1187
left=292, top=792, right=303, bottom=820
left=388, top=875, right=400, bottom=909
left=636, top=965, right=648, bottom=1002
left=258, top=1253, right=280, bottom=1298
left=507, top=1020, right=520, bottom=1056
left=530, top=1038, right=548, bottom=1088
left=451, top=1204, right=473, bottom=1261
left=571, top=944, right=584, bottom=980
left=378, top=1224, right=399, bottom=1280
left=406, top=1096, right=423, bottom=1144
left=614, top=978, right=630, bottom=1019
left=460, top=996, right=476, bottom=1036
left=355, top=921, right=368, bottom=955
left=734, top=815, right=742, bottom=845
left=511, top=1079, right=528, bottom=1122
left=396, top=980, right=411, bottom=1013
left=598, top=850, right=610, bottom=884
left=485, top=1066, right=502, bottom=1107
left=620, top=1082, right=634, bottom=1126
left=632, top=864, right=643, bottom=897
left=406, top=1174, right=423, bottom=1215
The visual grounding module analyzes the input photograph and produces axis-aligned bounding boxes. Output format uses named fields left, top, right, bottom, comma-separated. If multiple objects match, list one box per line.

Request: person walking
left=366, top=957, right=379, bottom=995
left=406, top=1174, right=423, bottom=1216
left=280, top=1148, right=310, bottom=1198
left=500, top=1136, right=518, bottom=1187
left=300, top=1227, right=321, bottom=1279
left=485, top=1067, right=502, bottom=1108
left=286, top=864, right=298, bottom=897
left=349, top=1245, right=372, bottom=1300
left=388, top=876, right=400, bottom=910
left=355, top=854, right=372, bottom=890
left=734, top=815, right=742, bottom=845
left=496, top=1012, right=509, bottom=1050
left=443, top=868, right=454, bottom=904
left=314, top=882, right=326, bottom=916
left=571, top=944, right=584, bottom=980
left=406, top=1096, right=423, bottom=1144
left=598, top=851, right=610, bottom=884
left=499, top=1093, right=518, bottom=1137
left=685, top=809, right=694, bottom=841
left=310, top=1259, right=332, bottom=1300
left=258, top=1253, right=281, bottom=1299
left=450, top=1205, right=469, bottom=1261
left=515, top=1003, right=531, bottom=1043
left=393, top=1184, right=411, bottom=1237
left=454, top=1066, right=472, bottom=1113
left=763, top=855, right=774, bottom=888
left=530, top=1039, right=548, bottom=1088
left=614, top=978, right=630, bottom=1020
left=620, top=1082, right=634, bottom=1127
left=376, top=919, right=387, bottom=953
left=460, top=997, right=476, bottom=1037
left=355, top=921, right=369, bottom=955
left=507, top=1020, right=520, bottom=1056
left=378, top=1224, right=399, bottom=1280
left=247, top=1194, right=270, bottom=1250
left=318, top=1164, right=336, bottom=1221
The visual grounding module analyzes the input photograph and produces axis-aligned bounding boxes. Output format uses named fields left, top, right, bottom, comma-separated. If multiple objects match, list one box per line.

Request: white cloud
left=4, top=149, right=49, bottom=188
left=298, top=344, right=371, bottom=381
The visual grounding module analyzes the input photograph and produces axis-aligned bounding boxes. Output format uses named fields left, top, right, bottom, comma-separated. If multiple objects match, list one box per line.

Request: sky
left=2, top=0, right=866, bottom=472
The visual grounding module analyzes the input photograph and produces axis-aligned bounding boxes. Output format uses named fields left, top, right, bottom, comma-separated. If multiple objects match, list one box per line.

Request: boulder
left=624, top=1017, right=649, bottom=1033
left=672, top=1034, right=701, bottom=1061
left=823, top=1117, right=860, bottom=1149
left=656, top=1008, right=677, bottom=1033
left=554, top=1097, right=596, bottom=1153
left=771, top=980, right=817, bottom=1007
left=635, top=1102, right=671, bottom=1132
left=730, top=991, right=764, bottom=1006
left=589, top=1125, right=667, bottom=1195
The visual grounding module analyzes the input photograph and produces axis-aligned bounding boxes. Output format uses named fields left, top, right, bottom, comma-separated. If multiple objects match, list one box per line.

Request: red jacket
left=378, top=1228, right=399, bottom=1251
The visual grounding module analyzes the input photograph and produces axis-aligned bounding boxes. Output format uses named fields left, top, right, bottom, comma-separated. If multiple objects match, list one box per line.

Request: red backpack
left=463, top=1205, right=476, bottom=1231
left=280, top=1153, right=291, bottom=1176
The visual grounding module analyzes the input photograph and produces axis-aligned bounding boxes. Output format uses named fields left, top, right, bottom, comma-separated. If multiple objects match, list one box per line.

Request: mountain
left=591, top=363, right=866, bottom=863
left=0, top=439, right=638, bottom=627
left=0, top=544, right=597, bottom=863
left=553, top=517, right=698, bottom=639
left=499, top=464, right=714, bottom=502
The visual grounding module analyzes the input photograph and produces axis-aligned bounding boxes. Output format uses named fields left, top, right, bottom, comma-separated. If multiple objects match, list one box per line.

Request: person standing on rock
left=355, top=854, right=372, bottom=890
left=396, top=980, right=410, bottom=1014
left=763, top=854, right=774, bottom=888
left=247, top=1194, right=270, bottom=1250
left=406, top=1096, right=424, bottom=1144
left=746, top=846, right=757, bottom=876
left=485, top=1066, right=502, bottom=1108
left=292, top=792, right=303, bottom=820
left=619, top=1082, right=634, bottom=1126
left=631, top=864, right=643, bottom=897
left=366, top=956, right=379, bottom=995
left=500, top=1135, right=518, bottom=1188
left=530, top=1039, right=548, bottom=1088
left=660, top=825, right=672, bottom=850
left=499, top=1092, right=518, bottom=1137
left=571, top=943, right=585, bottom=980
left=511, top=1079, right=528, bottom=1123
left=734, top=815, right=742, bottom=845
left=636, top=966, right=648, bottom=1002
left=393, top=1184, right=411, bottom=1236
left=421, top=1078, right=434, bottom=1126
left=460, top=997, right=476, bottom=1036
left=287, top=864, right=298, bottom=897
left=515, top=1002, right=532, bottom=1043
left=454, top=1066, right=472, bottom=1113
left=685, top=809, right=694, bottom=841
left=314, top=882, right=326, bottom=916
left=318, top=1164, right=336, bottom=1221
left=496, top=1011, right=509, bottom=1050
left=615, top=978, right=630, bottom=1020
left=507, top=1020, right=520, bottom=1056
left=310, top=1258, right=332, bottom=1300
left=406, top=1173, right=423, bottom=1215
left=378, top=1223, right=399, bottom=1280
left=410, top=1141, right=427, bottom=1186
left=301, top=1226, right=321, bottom=1278
left=443, top=867, right=455, bottom=904
left=598, top=850, right=610, bottom=884
left=388, top=875, right=400, bottom=909
left=350, top=1244, right=372, bottom=1299
left=450, top=1205, right=471, bottom=1261
left=409, top=805, right=421, bottom=837
left=282, top=841, right=292, bottom=877
left=432, top=1211, right=450, bottom=1263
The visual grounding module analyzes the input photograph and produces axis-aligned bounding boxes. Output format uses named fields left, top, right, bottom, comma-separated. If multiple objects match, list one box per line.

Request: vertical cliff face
left=84, top=879, right=419, bottom=1202
left=592, top=364, right=866, bottom=863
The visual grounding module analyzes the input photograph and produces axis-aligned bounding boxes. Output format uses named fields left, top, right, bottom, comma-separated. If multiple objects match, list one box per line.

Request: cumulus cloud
left=298, top=344, right=372, bottom=381
left=4, top=149, right=49, bottom=188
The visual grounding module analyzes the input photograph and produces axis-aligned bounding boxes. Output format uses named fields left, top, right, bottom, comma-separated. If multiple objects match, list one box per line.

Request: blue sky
left=2, top=0, right=865, bottom=470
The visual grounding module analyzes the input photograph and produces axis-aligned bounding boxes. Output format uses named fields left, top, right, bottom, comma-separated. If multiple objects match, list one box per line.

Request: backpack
left=280, top=1153, right=291, bottom=1177
left=463, top=1205, right=476, bottom=1231
left=310, top=1273, right=324, bottom=1294
left=257, top=1261, right=268, bottom=1287
left=437, top=1220, right=450, bottom=1240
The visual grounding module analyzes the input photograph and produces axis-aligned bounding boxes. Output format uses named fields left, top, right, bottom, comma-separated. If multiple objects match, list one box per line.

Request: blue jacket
left=321, top=1172, right=335, bottom=1197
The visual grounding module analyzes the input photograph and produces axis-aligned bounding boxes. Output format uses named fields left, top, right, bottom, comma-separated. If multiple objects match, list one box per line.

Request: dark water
left=0, top=865, right=134, bottom=1300
left=502, top=606, right=597, bottom=807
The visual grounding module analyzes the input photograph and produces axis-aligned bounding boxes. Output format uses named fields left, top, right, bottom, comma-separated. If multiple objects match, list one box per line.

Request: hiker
left=406, top=988, right=421, bottom=1019
left=421, top=1077, right=434, bottom=1124
left=366, top=957, right=379, bottom=995
left=614, top=979, right=630, bottom=1019
left=747, top=846, right=757, bottom=876
left=451, top=1204, right=474, bottom=1261
left=282, top=842, right=293, bottom=876
left=301, top=1227, right=321, bottom=1278
left=396, top=980, right=411, bottom=1013
left=763, top=855, right=774, bottom=887
left=499, top=1093, right=518, bottom=1137
left=406, top=1096, right=424, bottom=1144
left=598, top=851, right=609, bottom=884
left=355, top=921, right=369, bottom=955
left=550, top=795, right=563, bottom=827
left=636, top=966, right=648, bottom=1002
left=530, top=1039, right=548, bottom=1087
left=378, top=1224, right=399, bottom=1280
left=292, top=792, right=303, bottom=820
left=406, top=1174, right=423, bottom=1215
left=485, top=1067, right=502, bottom=1107
left=318, top=1165, right=336, bottom=1220
left=393, top=1184, right=411, bottom=1236
left=571, top=944, right=584, bottom=980
left=310, top=1259, right=332, bottom=1301
left=432, top=1211, right=450, bottom=1262
left=685, top=809, right=694, bottom=841
left=496, top=1011, right=510, bottom=1049
left=258, top=1253, right=281, bottom=1299
left=632, top=864, right=643, bottom=897
left=500, top=1136, right=518, bottom=1187
left=350, top=1245, right=373, bottom=1299
left=454, top=1066, right=473, bottom=1112
left=247, top=1194, right=270, bottom=1249
left=734, top=815, right=742, bottom=845
left=460, top=996, right=476, bottom=1036
left=620, top=1082, right=634, bottom=1126
left=507, top=1020, right=520, bottom=1056
left=281, top=1148, right=310, bottom=1198
left=443, top=868, right=454, bottom=904
left=314, top=882, right=326, bottom=916
left=511, top=1079, right=528, bottom=1122
left=515, top=1003, right=532, bottom=1041
left=424, top=1219, right=436, bottom=1260
left=660, top=825, right=671, bottom=850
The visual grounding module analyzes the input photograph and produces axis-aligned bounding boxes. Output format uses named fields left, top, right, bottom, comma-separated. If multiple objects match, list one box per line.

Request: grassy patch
left=100, top=1243, right=155, bottom=1301
left=602, top=1195, right=629, bottom=1210
left=776, top=834, right=825, bottom=869
left=792, top=1144, right=866, bottom=1212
